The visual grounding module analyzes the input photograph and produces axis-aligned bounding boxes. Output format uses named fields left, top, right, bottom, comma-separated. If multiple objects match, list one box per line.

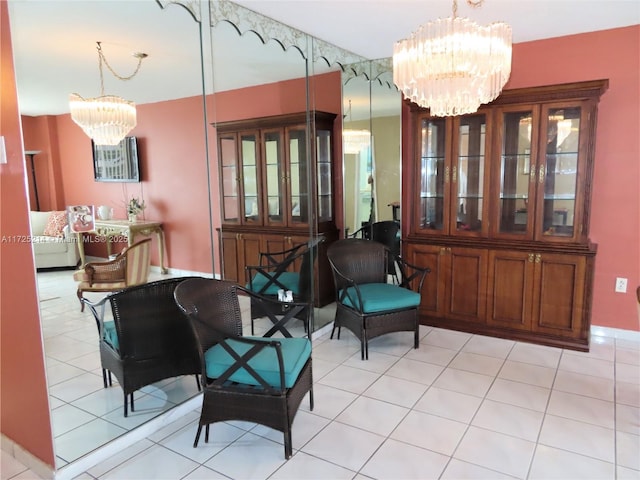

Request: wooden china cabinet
left=216, top=112, right=338, bottom=307
left=403, top=80, right=608, bottom=350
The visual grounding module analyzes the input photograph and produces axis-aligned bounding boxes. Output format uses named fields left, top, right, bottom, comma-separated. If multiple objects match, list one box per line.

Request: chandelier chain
left=96, top=42, right=146, bottom=96
left=453, top=0, right=484, bottom=17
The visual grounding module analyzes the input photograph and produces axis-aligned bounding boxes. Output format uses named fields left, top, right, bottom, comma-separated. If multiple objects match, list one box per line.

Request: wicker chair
left=245, top=236, right=324, bottom=333
left=73, top=238, right=152, bottom=311
left=327, top=238, right=430, bottom=360
left=174, top=278, right=313, bottom=459
left=82, top=277, right=202, bottom=417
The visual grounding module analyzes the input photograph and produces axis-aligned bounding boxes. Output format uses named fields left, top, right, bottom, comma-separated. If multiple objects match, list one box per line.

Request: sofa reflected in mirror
left=30, top=210, right=80, bottom=269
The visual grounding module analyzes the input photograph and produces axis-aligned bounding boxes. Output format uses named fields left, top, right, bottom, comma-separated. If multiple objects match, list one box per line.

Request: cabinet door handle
left=528, top=253, right=535, bottom=263
left=452, top=166, right=457, bottom=183
left=535, top=254, right=541, bottom=263
left=445, top=166, right=450, bottom=183
left=538, top=165, right=545, bottom=184
left=440, top=247, right=446, bottom=255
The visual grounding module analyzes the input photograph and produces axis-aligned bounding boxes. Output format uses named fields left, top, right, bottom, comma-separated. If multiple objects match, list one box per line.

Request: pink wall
left=505, top=26, right=640, bottom=331
left=0, top=1, right=55, bottom=467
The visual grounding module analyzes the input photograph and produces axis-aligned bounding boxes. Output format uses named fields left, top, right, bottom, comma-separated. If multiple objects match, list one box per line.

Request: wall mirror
left=8, top=0, right=207, bottom=469
left=9, top=0, right=394, bottom=470
left=342, top=60, right=402, bottom=239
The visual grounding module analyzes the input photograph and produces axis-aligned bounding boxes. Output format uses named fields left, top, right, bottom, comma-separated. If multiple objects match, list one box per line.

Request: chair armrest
left=395, top=256, right=431, bottom=293
left=329, top=264, right=367, bottom=312
left=81, top=295, right=112, bottom=347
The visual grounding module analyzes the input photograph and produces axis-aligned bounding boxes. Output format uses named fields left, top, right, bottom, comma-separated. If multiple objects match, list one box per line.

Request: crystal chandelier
left=393, top=0, right=512, bottom=117
left=70, top=42, right=147, bottom=146
left=343, top=99, right=371, bottom=154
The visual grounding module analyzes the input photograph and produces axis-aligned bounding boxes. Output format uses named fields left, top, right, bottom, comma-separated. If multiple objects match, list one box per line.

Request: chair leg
left=205, top=424, right=210, bottom=443
left=107, top=371, right=113, bottom=386
left=123, top=393, right=128, bottom=417
left=284, top=428, right=293, bottom=459
left=77, top=289, right=84, bottom=312
left=193, top=425, right=202, bottom=448
left=309, top=385, right=314, bottom=411
left=102, top=369, right=108, bottom=388
left=195, top=375, right=201, bottom=391
left=130, top=393, right=135, bottom=413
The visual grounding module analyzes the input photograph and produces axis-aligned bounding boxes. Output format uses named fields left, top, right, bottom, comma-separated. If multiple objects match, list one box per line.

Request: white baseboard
left=591, top=325, right=640, bottom=343
left=1, top=434, right=55, bottom=479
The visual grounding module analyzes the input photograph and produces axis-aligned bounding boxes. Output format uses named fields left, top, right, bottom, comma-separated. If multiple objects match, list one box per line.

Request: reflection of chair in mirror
left=245, top=236, right=324, bottom=333
left=327, top=238, right=430, bottom=360
left=371, top=220, right=401, bottom=283
left=82, top=277, right=202, bottom=417
left=173, top=278, right=313, bottom=459
left=73, top=238, right=152, bottom=311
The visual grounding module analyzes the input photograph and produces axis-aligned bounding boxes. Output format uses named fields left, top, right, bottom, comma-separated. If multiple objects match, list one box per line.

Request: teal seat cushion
left=340, top=283, right=420, bottom=313
left=103, top=320, right=119, bottom=350
left=246, top=271, right=299, bottom=295
left=204, top=336, right=311, bottom=388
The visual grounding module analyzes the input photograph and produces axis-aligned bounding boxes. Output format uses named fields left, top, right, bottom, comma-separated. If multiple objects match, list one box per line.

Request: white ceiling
left=8, top=0, right=640, bottom=117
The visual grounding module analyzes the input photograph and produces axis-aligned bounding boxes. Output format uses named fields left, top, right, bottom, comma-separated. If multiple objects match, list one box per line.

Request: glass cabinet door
left=495, top=107, right=538, bottom=238
left=452, top=113, right=489, bottom=235
left=240, top=132, right=260, bottom=224
left=418, top=116, right=447, bottom=231
left=287, top=127, right=309, bottom=226
left=536, top=105, right=582, bottom=240
left=219, top=134, right=239, bottom=223
left=263, top=129, right=284, bottom=226
left=317, top=128, right=332, bottom=223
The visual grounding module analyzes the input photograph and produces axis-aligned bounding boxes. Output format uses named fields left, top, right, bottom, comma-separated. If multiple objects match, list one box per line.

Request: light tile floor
left=2, top=269, right=639, bottom=479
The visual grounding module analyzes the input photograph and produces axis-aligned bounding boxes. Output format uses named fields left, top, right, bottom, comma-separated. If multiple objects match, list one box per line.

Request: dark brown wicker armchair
left=174, top=278, right=313, bottom=459
left=327, top=238, right=430, bottom=360
left=245, top=236, right=324, bottom=333
left=82, top=277, right=202, bottom=417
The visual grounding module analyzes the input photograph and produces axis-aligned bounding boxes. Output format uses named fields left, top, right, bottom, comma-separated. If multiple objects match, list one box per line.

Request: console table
left=76, top=219, right=168, bottom=274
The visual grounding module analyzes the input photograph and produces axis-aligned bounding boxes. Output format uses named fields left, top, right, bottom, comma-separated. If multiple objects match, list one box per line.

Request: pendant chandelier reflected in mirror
left=343, top=99, right=371, bottom=154
left=69, top=42, right=148, bottom=146
left=393, top=0, right=512, bottom=117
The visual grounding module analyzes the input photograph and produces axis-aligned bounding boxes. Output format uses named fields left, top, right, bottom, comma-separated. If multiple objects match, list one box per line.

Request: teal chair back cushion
left=204, top=337, right=311, bottom=388
left=247, top=271, right=300, bottom=295
left=103, top=320, right=119, bottom=350
left=341, top=283, right=421, bottom=313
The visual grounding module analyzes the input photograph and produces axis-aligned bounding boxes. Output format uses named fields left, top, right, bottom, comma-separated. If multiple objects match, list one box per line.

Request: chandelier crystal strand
left=393, top=0, right=511, bottom=117
left=69, top=42, right=146, bottom=145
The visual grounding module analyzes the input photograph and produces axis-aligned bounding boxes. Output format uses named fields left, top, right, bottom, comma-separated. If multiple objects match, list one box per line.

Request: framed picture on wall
left=67, top=205, right=95, bottom=233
